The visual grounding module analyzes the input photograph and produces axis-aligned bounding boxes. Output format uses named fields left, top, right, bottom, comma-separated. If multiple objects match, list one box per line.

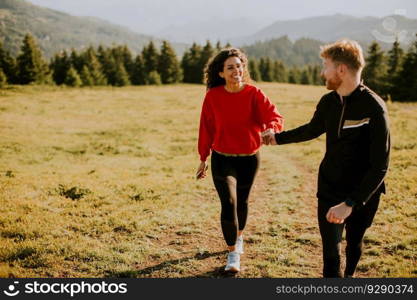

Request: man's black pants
left=318, top=192, right=381, bottom=277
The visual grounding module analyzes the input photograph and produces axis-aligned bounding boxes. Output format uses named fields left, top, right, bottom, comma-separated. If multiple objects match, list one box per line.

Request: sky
left=27, top=0, right=417, bottom=35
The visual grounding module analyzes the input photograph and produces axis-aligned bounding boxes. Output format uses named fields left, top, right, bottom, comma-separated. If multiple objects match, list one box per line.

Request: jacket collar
left=332, top=83, right=365, bottom=102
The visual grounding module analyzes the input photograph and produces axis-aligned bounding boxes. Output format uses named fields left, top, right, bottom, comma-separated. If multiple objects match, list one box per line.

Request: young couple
left=196, top=39, right=390, bottom=277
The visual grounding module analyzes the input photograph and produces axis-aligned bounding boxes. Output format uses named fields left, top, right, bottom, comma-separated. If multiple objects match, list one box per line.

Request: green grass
left=0, top=83, right=415, bottom=277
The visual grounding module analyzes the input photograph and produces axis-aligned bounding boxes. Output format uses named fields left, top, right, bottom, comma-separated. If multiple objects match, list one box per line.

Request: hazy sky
left=27, top=0, right=417, bottom=35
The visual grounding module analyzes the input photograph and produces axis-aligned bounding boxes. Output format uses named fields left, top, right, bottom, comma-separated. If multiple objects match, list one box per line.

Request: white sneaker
left=236, top=235, right=244, bottom=254
left=225, top=251, right=240, bottom=272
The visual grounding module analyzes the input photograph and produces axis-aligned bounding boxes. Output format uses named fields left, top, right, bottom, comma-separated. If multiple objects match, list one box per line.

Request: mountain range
left=1, top=0, right=416, bottom=62
left=155, top=17, right=270, bottom=44
left=154, top=13, right=417, bottom=47
left=0, top=0, right=187, bottom=58
left=233, top=14, right=417, bottom=46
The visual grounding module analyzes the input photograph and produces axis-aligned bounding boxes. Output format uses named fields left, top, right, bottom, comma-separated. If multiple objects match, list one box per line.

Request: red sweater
left=198, top=84, right=284, bottom=162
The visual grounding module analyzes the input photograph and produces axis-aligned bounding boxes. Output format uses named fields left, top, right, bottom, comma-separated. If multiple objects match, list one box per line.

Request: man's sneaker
left=225, top=251, right=240, bottom=272
left=236, top=235, right=244, bottom=254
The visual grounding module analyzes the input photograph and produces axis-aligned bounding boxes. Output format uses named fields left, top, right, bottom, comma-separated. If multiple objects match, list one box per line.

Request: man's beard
left=323, top=74, right=342, bottom=90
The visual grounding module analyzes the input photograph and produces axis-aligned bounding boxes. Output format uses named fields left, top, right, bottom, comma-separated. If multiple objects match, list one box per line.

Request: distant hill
left=0, top=0, right=187, bottom=58
left=155, top=17, right=269, bottom=44
left=2, top=0, right=416, bottom=67
left=233, top=14, right=417, bottom=48
left=242, top=36, right=323, bottom=66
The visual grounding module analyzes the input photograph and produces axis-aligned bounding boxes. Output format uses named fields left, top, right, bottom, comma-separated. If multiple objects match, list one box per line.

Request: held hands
left=326, top=202, right=353, bottom=224
left=261, top=128, right=277, bottom=146
left=196, top=161, right=208, bottom=180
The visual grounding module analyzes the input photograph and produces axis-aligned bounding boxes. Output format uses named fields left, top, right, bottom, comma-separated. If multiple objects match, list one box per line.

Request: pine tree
left=50, top=51, right=71, bottom=85
left=64, top=66, right=82, bottom=87
left=198, top=41, right=215, bottom=83
left=395, top=34, right=417, bottom=101
left=0, top=42, right=16, bottom=84
left=113, top=61, right=131, bottom=87
left=300, top=68, right=312, bottom=85
left=362, top=41, right=388, bottom=97
left=288, top=68, right=301, bottom=84
left=311, top=65, right=322, bottom=85
left=80, top=65, right=94, bottom=86
left=16, top=34, right=50, bottom=84
left=142, top=41, right=159, bottom=75
left=181, top=43, right=202, bottom=83
left=259, top=57, right=273, bottom=82
left=248, top=59, right=261, bottom=82
left=181, top=50, right=190, bottom=83
left=387, top=39, right=404, bottom=77
left=258, top=58, right=265, bottom=80
left=70, top=49, right=84, bottom=74
left=147, top=71, right=162, bottom=85
left=97, top=45, right=109, bottom=67
left=122, top=45, right=135, bottom=81
left=0, top=68, right=7, bottom=88
left=131, top=54, right=146, bottom=85
left=83, top=47, right=107, bottom=86
left=100, top=52, right=121, bottom=86
left=111, top=45, right=135, bottom=82
left=158, top=41, right=182, bottom=84
left=97, top=45, right=113, bottom=84
left=215, top=41, right=222, bottom=52
left=386, top=39, right=404, bottom=99
left=272, top=60, right=287, bottom=82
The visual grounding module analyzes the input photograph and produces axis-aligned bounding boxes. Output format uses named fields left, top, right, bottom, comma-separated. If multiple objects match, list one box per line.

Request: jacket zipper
left=337, top=94, right=346, bottom=139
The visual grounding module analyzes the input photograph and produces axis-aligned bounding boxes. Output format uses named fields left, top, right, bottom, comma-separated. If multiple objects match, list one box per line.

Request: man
left=263, top=39, right=390, bottom=277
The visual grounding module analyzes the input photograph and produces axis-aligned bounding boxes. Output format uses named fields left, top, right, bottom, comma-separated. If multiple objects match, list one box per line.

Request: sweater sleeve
left=254, top=88, right=284, bottom=133
left=198, top=93, right=215, bottom=162
left=275, top=96, right=326, bottom=144
left=348, top=105, right=390, bottom=206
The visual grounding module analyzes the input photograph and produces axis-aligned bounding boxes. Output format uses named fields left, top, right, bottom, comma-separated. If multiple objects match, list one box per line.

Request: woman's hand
left=261, top=128, right=276, bottom=145
left=196, top=161, right=208, bottom=180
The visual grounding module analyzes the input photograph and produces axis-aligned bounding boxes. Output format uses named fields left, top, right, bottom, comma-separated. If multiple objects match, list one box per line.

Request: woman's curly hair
left=204, top=48, right=251, bottom=89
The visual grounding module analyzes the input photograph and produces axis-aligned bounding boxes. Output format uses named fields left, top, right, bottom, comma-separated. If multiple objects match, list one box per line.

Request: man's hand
left=261, top=129, right=277, bottom=145
left=326, top=202, right=353, bottom=224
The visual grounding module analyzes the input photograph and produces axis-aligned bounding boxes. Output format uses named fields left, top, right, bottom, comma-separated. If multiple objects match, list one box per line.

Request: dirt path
left=122, top=152, right=323, bottom=278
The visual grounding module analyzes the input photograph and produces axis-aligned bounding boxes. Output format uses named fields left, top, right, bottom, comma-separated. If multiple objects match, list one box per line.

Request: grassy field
left=0, top=83, right=415, bottom=278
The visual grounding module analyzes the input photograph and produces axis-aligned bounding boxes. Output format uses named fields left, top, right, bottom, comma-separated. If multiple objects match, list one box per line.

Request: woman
left=196, top=48, right=284, bottom=272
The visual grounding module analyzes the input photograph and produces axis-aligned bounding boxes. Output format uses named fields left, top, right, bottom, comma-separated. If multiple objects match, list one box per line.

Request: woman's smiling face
left=219, top=56, right=244, bottom=85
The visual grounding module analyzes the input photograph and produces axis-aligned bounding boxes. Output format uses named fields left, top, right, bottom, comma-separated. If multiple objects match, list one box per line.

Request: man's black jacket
left=275, top=84, right=390, bottom=206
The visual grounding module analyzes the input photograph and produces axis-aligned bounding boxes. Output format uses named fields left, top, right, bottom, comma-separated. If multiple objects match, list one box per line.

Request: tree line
left=0, top=34, right=182, bottom=87
left=362, top=35, right=417, bottom=102
left=0, top=33, right=416, bottom=101
left=0, top=34, right=323, bottom=88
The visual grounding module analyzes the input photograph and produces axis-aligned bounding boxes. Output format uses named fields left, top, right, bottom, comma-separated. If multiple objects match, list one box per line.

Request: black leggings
left=211, top=151, right=259, bottom=246
left=318, top=192, right=380, bottom=277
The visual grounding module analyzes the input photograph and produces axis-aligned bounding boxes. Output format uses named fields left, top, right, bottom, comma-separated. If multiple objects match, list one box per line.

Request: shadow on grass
left=192, top=266, right=239, bottom=278
left=105, top=250, right=239, bottom=278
